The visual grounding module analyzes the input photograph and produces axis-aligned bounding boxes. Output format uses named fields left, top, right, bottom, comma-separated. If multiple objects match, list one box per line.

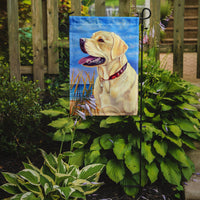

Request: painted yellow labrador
left=79, top=31, right=138, bottom=115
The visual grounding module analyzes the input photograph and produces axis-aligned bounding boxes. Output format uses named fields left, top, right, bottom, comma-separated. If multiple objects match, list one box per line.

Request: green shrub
left=39, top=50, right=200, bottom=198
left=0, top=149, right=104, bottom=199
left=0, top=64, right=42, bottom=155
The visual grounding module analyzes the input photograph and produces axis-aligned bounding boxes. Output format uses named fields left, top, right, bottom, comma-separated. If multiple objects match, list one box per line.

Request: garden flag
left=69, top=16, right=139, bottom=116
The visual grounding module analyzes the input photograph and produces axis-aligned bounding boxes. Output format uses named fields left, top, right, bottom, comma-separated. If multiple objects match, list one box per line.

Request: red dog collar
left=101, top=62, right=127, bottom=81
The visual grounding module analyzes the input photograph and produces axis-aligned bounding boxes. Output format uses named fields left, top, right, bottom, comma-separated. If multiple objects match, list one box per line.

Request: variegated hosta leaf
left=0, top=183, right=21, bottom=195
left=18, top=169, right=40, bottom=185
left=1, top=172, right=18, bottom=185
left=79, top=163, right=104, bottom=181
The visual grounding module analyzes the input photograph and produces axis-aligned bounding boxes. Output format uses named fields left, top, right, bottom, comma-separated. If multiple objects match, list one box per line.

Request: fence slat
left=173, top=0, right=185, bottom=77
left=7, top=0, right=21, bottom=80
left=197, top=0, right=200, bottom=78
left=47, top=0, right=59, bottom=74
left=95, top=0, right=106, bottom=16
left=32, top=0, right=45, bottom=89
left=130, top=0, right=137, bottom=16
left=119, top=0, right=130, bottom=16
left=71, top=0, right=81, bottom=16
left=149, top=0, right=160, bottom=61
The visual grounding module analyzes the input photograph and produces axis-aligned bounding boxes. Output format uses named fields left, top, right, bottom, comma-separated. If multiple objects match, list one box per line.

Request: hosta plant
left=65, top=52, right=200, bottom=198
left=0, top=149, right=104, bottom=199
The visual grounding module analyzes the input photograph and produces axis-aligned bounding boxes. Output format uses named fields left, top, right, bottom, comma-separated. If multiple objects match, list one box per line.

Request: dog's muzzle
left=80, top=38, right=87, bottom=54
left=79, top=38, right=105, bottom=66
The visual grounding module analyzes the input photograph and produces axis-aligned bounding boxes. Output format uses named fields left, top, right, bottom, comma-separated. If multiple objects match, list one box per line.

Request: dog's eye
left=98, top=38, right=104, bottom=42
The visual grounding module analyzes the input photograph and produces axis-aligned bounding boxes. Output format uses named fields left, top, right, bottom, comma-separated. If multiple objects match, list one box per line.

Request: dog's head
left=79, top=31, right=128, bottom=67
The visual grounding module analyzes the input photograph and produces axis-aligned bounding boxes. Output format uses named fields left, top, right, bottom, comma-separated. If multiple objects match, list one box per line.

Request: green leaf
left=18, top=169, right=40, bottom=185
left=53, top=130, right=71, bottom=142
left=121, top=177, right=139, bottom=197
left=168, top=125, right=182, bottom=137
left=144, top=107, right=155, bottom=118
left=142, top=142, right=155, bottom=164
left=54, top=186, right=75, bottom=199
left=1, top=172, right=18, bottom=184
left=58, top=98, right=70, bottom=109
left=23, top=160, right=40, bottom=173
left=145, top=162, right=159, bottom=183
left=177, top=103, right=197, bottom=111
left=167, top=82, right=185, bottom=93
left=85, top=150, right=101, bottom=164
left=23, top=0, right=31, bottom=5
left=160, top=103, right=172, bottom=111
left=40, top=174, right=53, bottom=195
left=165, top=135, right=182, bottom=147
left=23, top=182, right=41, bottom=195
left=175, top=118, right=199, bottom=133
left=169, top=147, right=190, bottom=167
left=182, top=158, right=195, bottom=180
left=153, top=140, right=168, bottom=157
left=0, top=183, right=20, bottom=194
left=76, top=120, right=91, bottom=129
left=113, top=139, right=126, bottom=160
left=106, top=160, right=125, bottom=183
left=184, top=96, right=200, bottom=105
left=90, top=137, right=101, bottom=151
left=41, top=150, right=58, bottom=173
left=49, top=117, right=72, bottom=129
left=160, top=159, right=181, bottom=185
left=69, top=149, right=85, bottom=167
left=100, top=119, right=109, bottom=128
left=40, top=109, right=66, bottom=117
left=10, top=193, right=23, bottom=200
left=73, top=141, right=84, bottom=149
left=79, top=164, right=104, bottom=181
left=57, top=154, right=66, bottom=174
left=21, top=192, right=37, bottom=200
left=100, top=134, right=113, bottom=150
left=125, top=151, right=140, bottom=174
left=182, top=136, right=196, bottom=150
left=105, top=116, right=123, bottom=124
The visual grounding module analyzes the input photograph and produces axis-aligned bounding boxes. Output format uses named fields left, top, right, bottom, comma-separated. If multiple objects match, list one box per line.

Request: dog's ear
left=111, top=33, right=128, bottom=60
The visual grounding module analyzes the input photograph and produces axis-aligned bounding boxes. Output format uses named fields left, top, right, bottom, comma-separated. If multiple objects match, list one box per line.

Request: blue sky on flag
left=69, top=16, right=139, bottom=84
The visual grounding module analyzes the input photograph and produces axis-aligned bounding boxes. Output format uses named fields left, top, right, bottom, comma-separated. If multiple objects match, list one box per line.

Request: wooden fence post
left=197, top=0, right=200, bottom=78
left=173, top=0, right=185, bottom=77
left=47, top=0, right=59, bottom=74
left=7, top=0, right=21, bottom=81
left=130, top=0, right=137, bottom=16
left=119, top=0, right=130, bottom=16
left=71, top=0, right=81, bottom=16
left=32, top=0, right=45, bottom=89
left=149, top=0, right=160, bottom=61
left=95, top=0, right=106, bottom=16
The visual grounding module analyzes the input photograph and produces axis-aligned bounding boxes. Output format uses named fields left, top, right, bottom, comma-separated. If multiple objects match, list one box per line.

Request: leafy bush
left=38, top=50, right=200, bottom=198
left=0, top=149, right=104, bottom=199
left=0, top=64, right=42, bottom=155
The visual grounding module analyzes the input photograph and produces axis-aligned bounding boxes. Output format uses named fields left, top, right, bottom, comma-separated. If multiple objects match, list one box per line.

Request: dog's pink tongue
left=79, top=55, right=95, bottom=65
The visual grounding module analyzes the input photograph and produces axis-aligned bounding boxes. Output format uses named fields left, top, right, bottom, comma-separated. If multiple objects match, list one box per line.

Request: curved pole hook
left=141, top=8, right=151, bottom=20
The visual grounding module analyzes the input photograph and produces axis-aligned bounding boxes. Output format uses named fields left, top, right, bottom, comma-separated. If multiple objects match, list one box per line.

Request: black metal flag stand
left=139, top=7, right=151, bottom=191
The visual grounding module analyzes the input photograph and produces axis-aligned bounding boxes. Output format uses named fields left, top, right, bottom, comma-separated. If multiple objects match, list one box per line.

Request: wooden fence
left=7, top=0, right=200, bottom=88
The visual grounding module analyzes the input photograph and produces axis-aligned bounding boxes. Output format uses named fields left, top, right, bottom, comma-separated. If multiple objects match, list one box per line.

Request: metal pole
left=139, top=7, right=151, bottom=189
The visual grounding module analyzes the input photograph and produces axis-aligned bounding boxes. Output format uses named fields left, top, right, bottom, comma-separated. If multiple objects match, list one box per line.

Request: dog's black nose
left=80, top=38, right=87, bottom=53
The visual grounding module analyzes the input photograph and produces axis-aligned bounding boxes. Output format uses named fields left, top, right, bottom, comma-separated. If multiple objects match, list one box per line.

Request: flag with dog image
left=69, top=16, right=139, bottom=116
